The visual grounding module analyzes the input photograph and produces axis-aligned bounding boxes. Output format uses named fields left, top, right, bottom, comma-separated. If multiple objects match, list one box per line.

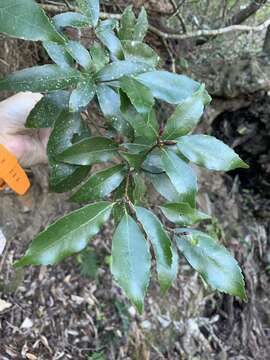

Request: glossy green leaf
left=43, top=41, right=73, bottom=69
left=0, top=65, right=81, bottom=92
left=161, top=149, right=197, bottom=207
left=47, top=112, right=90, bottom=158
left=176, top=135, right=249, bottom=171
left=133, top=7, right=148, bottom=41
left=47, top=111, right=91, bottom=193
left=162, top=85, right=211, bottom=140
left=15, top=202, right=113, bottom=267
left=160, top=202, right=210, bottom=225
left=136, top=71, right=200, bottom=104
left=120, top=76, right=154, bottom=114
left=120, top=151, right=147, bottom=170
left=69, top=77, right=96, bottom=112
left=122, top=41, right=159, bottom=67
left=89, top=42, right=109, bottom=72
left=57, top=137, right=118, bottom=165
left=132, top=173, right=147, bottom=204
left=122, top=143, right=151, bottom=154
left=96, top=60, right=153, bottom=82
left=175, top=229, right=246, bottom=299
left=96, top=84, right=120, bottom=117
left=111, top=213, right=151, bottom=313
left=96, top=20, right=123, bottom=60
left=49, top=163, right=90, bottom=193
left=96, top=85, right=132, bottom=137
left=121, top=96, right=158, bottom=142
left=77, top=0, right=100, bottom=27
left=26, top=91, right=70, bottom=128
left=135, top=206, right=174, bottom=292
left=118, top=6, right=136, bottom=40
left=70, top=164, right=126, bottom=202
left=147, top=173, right=184, bottom=202
left=53, top=12, right=90, bottom=29
left=0, top=0, right=64, bottom=42
left=66, top=40, right=92, bottom=70
left=142, top=148, right=164, bottom=174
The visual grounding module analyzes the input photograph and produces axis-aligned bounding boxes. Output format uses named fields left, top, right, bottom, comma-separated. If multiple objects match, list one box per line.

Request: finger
left=0, top=92, right=43, bottom=132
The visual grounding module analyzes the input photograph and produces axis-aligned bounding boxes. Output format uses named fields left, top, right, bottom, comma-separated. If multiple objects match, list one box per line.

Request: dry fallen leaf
left=21, top=317, right=34, bottom=329
left=0, top=299, right=12, bottom=312
left=0, top=229, right=6, bottom=256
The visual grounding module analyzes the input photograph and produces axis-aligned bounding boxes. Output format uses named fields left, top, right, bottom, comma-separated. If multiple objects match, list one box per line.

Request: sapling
left=0, top=0, right=248, bottom=312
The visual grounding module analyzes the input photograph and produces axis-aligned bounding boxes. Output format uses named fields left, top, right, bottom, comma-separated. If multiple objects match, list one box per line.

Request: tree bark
left=263, top=25, right=270, bottom=57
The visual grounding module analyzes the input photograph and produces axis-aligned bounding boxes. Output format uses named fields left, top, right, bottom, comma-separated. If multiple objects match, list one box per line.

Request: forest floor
left=0, top=38, right=270, bottom=360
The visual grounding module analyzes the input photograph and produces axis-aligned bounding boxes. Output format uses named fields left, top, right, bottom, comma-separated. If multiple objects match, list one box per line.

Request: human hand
left=0, top=92, right=50, bottom=167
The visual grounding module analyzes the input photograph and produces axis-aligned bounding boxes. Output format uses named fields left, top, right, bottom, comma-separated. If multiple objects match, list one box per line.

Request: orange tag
left=0, top=144, right=30, bottom=195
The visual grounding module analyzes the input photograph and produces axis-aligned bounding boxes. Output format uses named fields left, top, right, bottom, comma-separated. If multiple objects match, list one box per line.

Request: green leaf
left=26, top=91, right=70, bottom=128
left=0, top=65, right=81, bottom=92
left=0, top=0, right=64, bottom=42
left=43, top=41, right=73, bottom=69
left=96, top=85, right=132, bottom=137
left=136, top=71, right=200, bottom=104
left=57, top=137, right=118, bottom=165
left=162, top=85, right=211, bottom=140
left=135, top=207, right=175, bottom=292
left=89, top=42, right=109, bottom=72
left=118, top=6, right=136, bottom=40
left=121, top=96, right=158, bottom=142
left=142, top=148, right=164, bottom=174
left=133, top=7, right=148, bottom=41
left=120, top=76, right=154, bottom=114
left=147, top=173, right=183, bottom=202
left=132, top=173, right=147, bottom=204
left=96, top=20, right=123, bottom=60
left=77, top=0, right=100, bottom=27
left=120, top=151, right=147, bottom=170
left=96, top=84, right=120, bottom=117
left=49, top=162, right=90, bottom=193
left=111, top=213, right=151, bottom=313
left=15, top=202, right=113, bottom=267
left=53, top=12, right=90, bottom=29
left=79, top=248, right=98, bottom=279
left=47, top=111, right=90, bottom=157
left=47, top=111, right=91, bottom=193
left=160, top=202, right=210, bottom=226
left=161, top=149, right=197, bottom=207
left=122, top=143, right=150, bottom=154
left=66, top=40, right=92, bottom=70
left=122, top=41, right=159, bottom=67
left=175, top=229, right=246, bottom=299
left=176, top=135, right=249, bottom=171
left=96, top=60, right=153, bottom=82
left=70, top=164, right=126, bottom=203
left=69, top=77, right=96, bottom=112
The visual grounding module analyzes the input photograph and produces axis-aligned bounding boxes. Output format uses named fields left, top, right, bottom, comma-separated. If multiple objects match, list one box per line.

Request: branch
left=41, top=3, right=270, bottom=41
left=148, top=18, right=270, bottom=40
left=226, top=0, right=267, bottom=26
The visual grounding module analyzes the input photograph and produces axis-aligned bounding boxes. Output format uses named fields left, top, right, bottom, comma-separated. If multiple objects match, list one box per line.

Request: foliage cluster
left=0, top=0, right=248, bottom=312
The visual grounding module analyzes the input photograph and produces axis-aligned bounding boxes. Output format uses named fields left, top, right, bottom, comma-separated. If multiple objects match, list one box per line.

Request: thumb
left=0, top=92, right=43, bottom=132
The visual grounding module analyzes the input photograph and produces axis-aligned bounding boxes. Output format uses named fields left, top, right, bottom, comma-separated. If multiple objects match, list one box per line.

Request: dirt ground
left=0, top=38, right=270, bottom=360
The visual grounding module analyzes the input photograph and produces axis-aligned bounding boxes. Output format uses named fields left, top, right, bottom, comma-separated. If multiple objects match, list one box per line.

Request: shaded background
left=0, top=1, right=270, bottom=359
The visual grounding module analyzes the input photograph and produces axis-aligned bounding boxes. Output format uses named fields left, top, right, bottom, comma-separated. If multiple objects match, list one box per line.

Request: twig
left=168, top=0, right=187, bottom=33
left=40, top=3, right=270, bottom=41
